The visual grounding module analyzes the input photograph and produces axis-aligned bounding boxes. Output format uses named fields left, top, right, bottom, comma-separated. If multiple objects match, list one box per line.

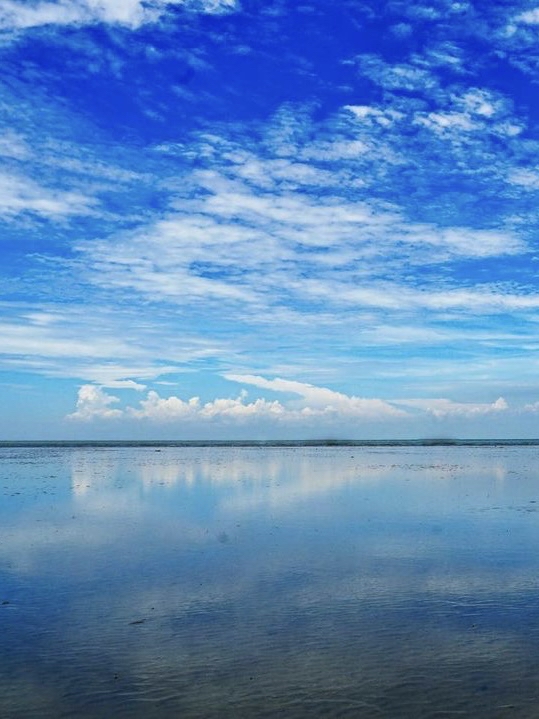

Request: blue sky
left=2, top=0, right=539, bottom=439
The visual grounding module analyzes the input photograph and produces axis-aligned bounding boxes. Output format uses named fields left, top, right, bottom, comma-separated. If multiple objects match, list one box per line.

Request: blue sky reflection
left=3, top=446, right=539, bottom=716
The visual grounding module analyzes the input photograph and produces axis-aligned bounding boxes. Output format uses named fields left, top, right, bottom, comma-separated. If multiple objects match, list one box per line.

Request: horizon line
left=1, top=438, right=539, bottom=447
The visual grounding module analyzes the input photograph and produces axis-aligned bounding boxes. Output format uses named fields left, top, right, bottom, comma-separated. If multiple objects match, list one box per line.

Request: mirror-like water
left=2, top=444, right=539, bottom=718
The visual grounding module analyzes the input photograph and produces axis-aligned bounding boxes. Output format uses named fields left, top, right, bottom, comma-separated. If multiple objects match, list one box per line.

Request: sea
left=2, top=440, right=539, bottom=718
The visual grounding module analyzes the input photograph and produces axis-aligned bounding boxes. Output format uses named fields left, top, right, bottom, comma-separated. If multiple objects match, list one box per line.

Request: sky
left=2, top=0, right=539, bottom=439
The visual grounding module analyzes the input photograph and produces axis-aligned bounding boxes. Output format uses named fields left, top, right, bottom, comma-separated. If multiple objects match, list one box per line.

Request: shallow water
left=2, top=444, right=539, bottom=718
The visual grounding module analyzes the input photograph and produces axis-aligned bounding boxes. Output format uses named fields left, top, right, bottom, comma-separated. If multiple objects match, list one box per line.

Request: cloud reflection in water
left=1, top=445, right=539, bottom=717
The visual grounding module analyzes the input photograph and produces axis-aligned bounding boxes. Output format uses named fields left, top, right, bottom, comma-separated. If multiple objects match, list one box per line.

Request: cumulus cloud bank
left=67, top=377, right=408, bottom=425
left=67, top=376, right=512, bottom=430
left=68, top=385, right=123, bottom=420
left=127, top=390, right=285, bottom=422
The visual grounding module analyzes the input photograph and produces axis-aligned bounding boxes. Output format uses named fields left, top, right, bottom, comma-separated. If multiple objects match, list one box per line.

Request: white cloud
left=72, top=150, right=525, bottom=318
left=344, top=105, right=404, bottom=128
left=67, top=376, right=407, bottom=424
left=394, top=397, right=508, bottom=418
left=0, top=320, right=132, bottom=358
left=0, top=130, right=29, bottom=159
left=223, top=374, right=406, bottom=418
left=0, top=1, right=85, bottom=30
left=297, top=281, right=539, bottom=313
left=356, top=56, right=439, bottom=93
left=514, top=8, right=539, bottom=26
left=0, top=0, right=239, bottom=31
left=508, top=168, right=539, bottom=189
left=65, top=379, right=515, bottom=428
left=0, top=172, right=95, bottom=218
left=0, top=304, right=232, bottom=388
left=105, top=379, right=147, bottom=391
left=69, top=387, right=290, bottom=423
left=405, top=227, right=523, bottom=258
left=416, top=111, right=479, bottom=133
left=411, top=85, right=523, bottom=138
left=69, top=363, right=184, bottom=387
left=459, top=89, right=497, bottom=118
left=127, top=390, right=286, bottom=422
left=182, top=0, right=237, bottom=15
left=127, top=392, right=202, bottom=420
left=200, top=395, right=285, bottom=419
left=67, top=384, right=123, bottom=420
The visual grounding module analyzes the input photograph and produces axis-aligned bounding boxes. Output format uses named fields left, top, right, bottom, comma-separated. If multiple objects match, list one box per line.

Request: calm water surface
left=2, top=444, right=539, bottom=718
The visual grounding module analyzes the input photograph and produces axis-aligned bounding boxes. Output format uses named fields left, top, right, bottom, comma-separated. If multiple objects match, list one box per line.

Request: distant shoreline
left=1, top=439, right=539, bottom=448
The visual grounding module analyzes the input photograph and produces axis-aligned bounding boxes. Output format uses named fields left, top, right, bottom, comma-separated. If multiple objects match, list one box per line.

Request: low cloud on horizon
left=64, top=376, right=513, bottom=440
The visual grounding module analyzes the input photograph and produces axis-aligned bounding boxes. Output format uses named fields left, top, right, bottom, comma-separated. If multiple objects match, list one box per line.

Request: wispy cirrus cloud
left=0, top=304, right=231, bottom=387
left=394, top=397, right=509, bottom=419
left=5, top=94, right=537, bottom=411
left=68, top=108, right=529, bottom=319
left=67, top=164, right=530, bottom=333
left=0, top=0, right=239, bottom=32
left=224, top=374, right=406, bottom=418
left=0, top=172, right=96, bottom=218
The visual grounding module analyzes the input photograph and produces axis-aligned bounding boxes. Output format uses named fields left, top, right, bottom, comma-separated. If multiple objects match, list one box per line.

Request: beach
left=2, top=442, right=539, bottom=718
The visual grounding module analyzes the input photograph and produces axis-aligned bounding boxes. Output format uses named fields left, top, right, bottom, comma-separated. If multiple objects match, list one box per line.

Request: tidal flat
left=2, top=443, right=539, bottom=718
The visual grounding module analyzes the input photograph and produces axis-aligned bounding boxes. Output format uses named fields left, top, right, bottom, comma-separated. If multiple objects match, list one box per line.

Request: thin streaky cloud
left=0, top=0, right=239, bottom=31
